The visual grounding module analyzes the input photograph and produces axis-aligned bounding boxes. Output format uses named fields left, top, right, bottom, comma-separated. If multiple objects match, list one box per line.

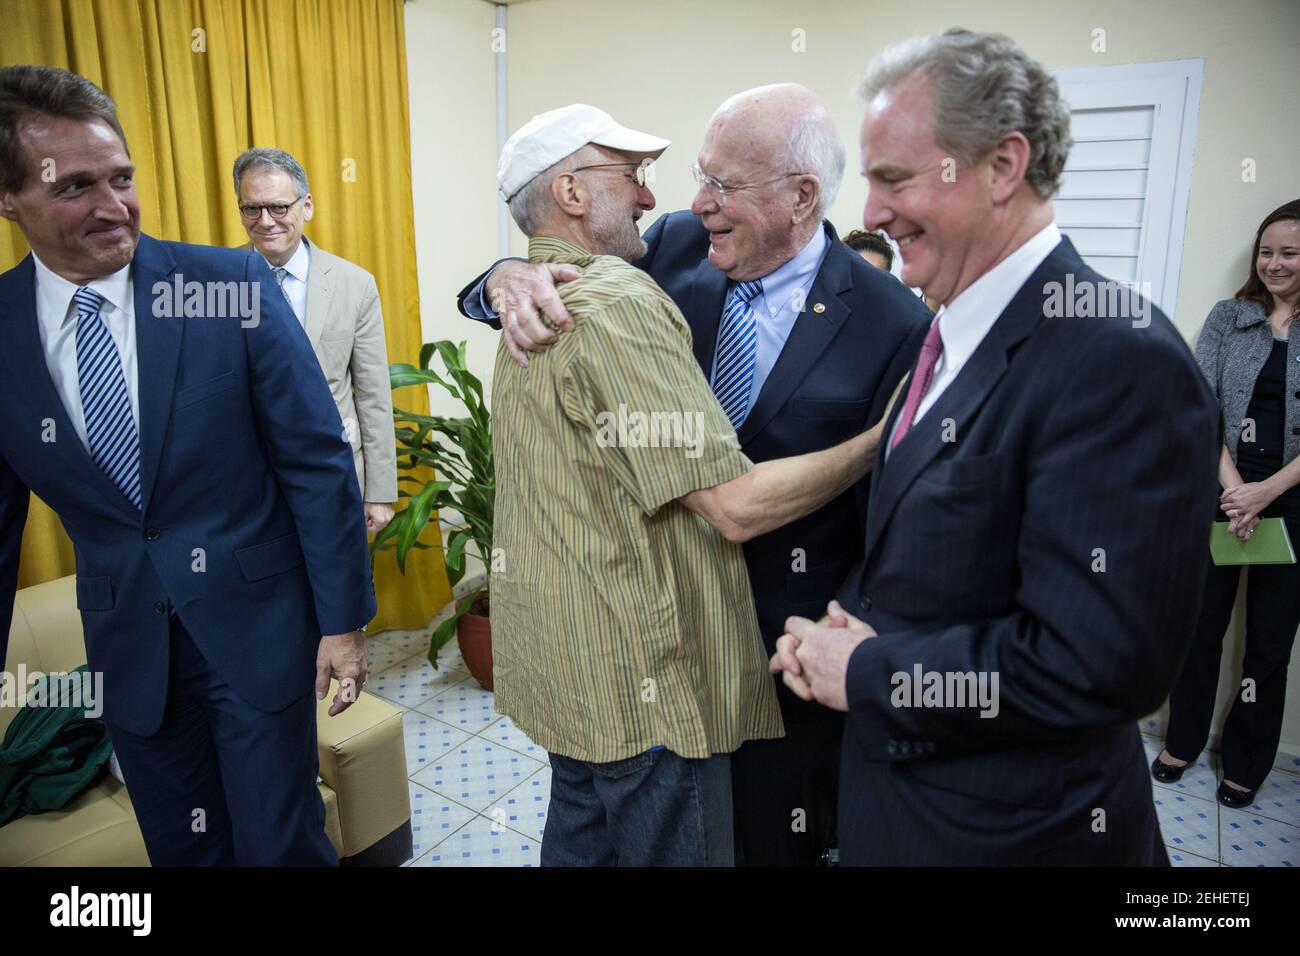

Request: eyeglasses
left=239, top=195, right=304, bottom=220
left=572, top=160, right=653, bottom=187
left=691, top=163, right=807, bottom=206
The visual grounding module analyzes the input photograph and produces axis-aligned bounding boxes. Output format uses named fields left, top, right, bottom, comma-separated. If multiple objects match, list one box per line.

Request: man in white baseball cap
left=488, top=105, right=887, bottom=866
left=498, top=103, right=669, bottom=264
left=498, top=104, right=668, bottom=201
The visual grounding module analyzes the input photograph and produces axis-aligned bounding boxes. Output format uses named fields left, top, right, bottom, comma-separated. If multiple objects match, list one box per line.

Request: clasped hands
left=1221, top=480, right=1278, bottom=540
left=769, top=600, right=878, bottom=712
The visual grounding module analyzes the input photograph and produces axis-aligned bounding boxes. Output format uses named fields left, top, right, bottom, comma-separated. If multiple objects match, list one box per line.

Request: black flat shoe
left=1151, top=755, right=1186, bottom=783
left=1217, top=781, right=1256, bottom=808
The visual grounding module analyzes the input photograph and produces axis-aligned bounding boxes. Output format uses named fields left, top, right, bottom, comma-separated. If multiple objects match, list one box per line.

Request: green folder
left=1210, top=517, right=1296, bottom=566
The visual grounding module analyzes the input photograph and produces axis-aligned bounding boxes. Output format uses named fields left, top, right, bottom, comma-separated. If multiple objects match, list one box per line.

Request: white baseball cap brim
left=498, top=103, right=670, bottom=201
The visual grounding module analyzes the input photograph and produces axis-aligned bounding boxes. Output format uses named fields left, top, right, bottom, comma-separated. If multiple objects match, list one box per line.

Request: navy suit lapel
left=0, top=255, right=142, bottom=521
left=131, top=235, right=183, bottom=515
left=865, top=364, right=912, bottom=513
left=686, top=256, right=728, bottom=377
left=739, top=224, right=851, bottom=444
left=860, top=239, right=1079, bottom=562
left=860, top=328, right=1016, bottom=561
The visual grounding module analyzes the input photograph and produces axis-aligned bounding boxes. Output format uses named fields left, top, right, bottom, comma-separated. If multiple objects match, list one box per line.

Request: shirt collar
left=936, top=221, right=1061, bottom=372
left=746, top=225, right=829, bottom=313
left=263, top=236, right=311, bottom=283
left=528, top=234, right=595, bottom=265
left=32, top=251, right=134, bottom=327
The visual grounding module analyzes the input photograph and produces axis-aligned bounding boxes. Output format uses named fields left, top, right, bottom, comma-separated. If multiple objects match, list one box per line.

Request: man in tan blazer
left=233, top=148, right=397, bottom=532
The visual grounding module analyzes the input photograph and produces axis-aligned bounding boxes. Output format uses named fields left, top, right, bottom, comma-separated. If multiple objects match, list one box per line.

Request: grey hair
left=785, top=107, right=844, bottom=218
left=855, top=28, right=1072, bottom=198
left=232, top=146, right=310, bottom=199
left=506, top=144, right=600, bottom=236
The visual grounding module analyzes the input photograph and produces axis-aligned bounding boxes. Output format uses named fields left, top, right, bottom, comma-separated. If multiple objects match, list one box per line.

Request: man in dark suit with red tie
left=772, top=29, right=1219, bottom=865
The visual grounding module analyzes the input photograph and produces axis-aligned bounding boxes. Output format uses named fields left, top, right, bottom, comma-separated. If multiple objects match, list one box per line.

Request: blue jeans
left=541, top=749, right=734, bottom=866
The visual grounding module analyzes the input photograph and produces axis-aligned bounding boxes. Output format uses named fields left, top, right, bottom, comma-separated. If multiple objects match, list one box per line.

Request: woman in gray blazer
left=1153, top=200, right=1300, bottom=808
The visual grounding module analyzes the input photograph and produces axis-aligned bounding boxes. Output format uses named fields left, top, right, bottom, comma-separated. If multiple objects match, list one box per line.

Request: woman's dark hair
left=1235, top=199, right=1300, bottom=312
left=0, top=65, right=129, bottom=193
left=843, top=229, right=894, bottom=270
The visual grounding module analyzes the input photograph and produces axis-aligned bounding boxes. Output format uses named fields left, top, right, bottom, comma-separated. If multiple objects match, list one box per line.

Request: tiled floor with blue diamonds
left=366, top=615, right=548, bottom=867
left=1138, top=716, right=1298, bottom=867
left=366, top=612, right=1299, bottom=867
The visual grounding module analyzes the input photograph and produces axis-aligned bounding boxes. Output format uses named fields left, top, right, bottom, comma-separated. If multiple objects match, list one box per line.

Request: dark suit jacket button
left=886, top=738, right=898, bottom=755
left=146, top=528, right=161, bottom=540
left=859, top=595, right=872, bottom=613
left=899, top=740, right=911, bottom=754
left=153, top=601, right=166, bottom=615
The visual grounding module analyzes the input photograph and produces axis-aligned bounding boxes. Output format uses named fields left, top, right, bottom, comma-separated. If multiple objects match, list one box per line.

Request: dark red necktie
left=891, top=319, right=945, bottom=450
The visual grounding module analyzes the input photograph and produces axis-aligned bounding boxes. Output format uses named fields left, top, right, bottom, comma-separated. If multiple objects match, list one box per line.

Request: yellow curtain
left=1, top=0, right=450, bottom=631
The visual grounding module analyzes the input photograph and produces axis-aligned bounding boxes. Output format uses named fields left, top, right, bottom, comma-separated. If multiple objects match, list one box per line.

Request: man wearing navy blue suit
left=458, top=84, right=930, bottom=866
left=772, top=30, right=1220, bottom=865
left=0, top=66, right=375, bottom=865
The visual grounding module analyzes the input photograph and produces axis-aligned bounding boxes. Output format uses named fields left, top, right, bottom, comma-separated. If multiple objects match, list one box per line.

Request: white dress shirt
left=262, top=237, right=311, bottom=327
left=887, top=222, right=1062, bottom=456
left=32, top=253, right=139, bottom=454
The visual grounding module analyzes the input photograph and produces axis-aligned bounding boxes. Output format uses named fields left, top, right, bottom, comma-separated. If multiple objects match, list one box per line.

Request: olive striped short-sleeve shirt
left=488, top=235, right=785, bottom=762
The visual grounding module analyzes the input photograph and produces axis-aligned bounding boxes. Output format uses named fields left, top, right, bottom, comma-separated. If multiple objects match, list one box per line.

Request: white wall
left=405, top=0, right=504, bottom=418
left=502, top=0, right=1299, bottom=341
left=405, top=0, right=1300, bottom=765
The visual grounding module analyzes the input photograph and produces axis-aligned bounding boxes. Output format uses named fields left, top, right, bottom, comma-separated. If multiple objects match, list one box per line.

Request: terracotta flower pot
left=456, top=610, right=493, bottom=691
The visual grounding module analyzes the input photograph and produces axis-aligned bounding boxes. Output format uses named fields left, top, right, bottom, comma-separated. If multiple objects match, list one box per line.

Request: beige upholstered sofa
left=0, top=575, right=411, bottom=866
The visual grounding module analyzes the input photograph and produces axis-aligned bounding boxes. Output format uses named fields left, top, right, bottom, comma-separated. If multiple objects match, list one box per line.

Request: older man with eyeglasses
left=457, top=85, right=931, bottom=866
left=234, top=148, right=397, bottom=534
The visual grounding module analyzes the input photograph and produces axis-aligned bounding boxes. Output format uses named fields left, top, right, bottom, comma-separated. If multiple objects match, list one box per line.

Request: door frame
left=1053, top=59, right=1204, bottom=315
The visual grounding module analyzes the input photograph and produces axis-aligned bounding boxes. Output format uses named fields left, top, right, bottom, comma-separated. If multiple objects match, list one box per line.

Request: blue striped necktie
left=73, top=287, right=142, bottom=509
left=271, top=266, right=292, bottom=304
left=712, top=279, right=763, bottom=429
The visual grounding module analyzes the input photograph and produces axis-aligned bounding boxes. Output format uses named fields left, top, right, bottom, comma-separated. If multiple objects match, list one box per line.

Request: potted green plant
left=372, top=340, right=495, bottom=689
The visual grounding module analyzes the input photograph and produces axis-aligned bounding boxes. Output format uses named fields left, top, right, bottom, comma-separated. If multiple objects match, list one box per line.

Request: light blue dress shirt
left=710, top=226, right=830, bottom=418
left=260, top=236, right=311, bottom=328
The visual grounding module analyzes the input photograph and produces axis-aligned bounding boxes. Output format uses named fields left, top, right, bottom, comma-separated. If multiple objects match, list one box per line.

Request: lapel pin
left=812, top=302, right=826, bottom=314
